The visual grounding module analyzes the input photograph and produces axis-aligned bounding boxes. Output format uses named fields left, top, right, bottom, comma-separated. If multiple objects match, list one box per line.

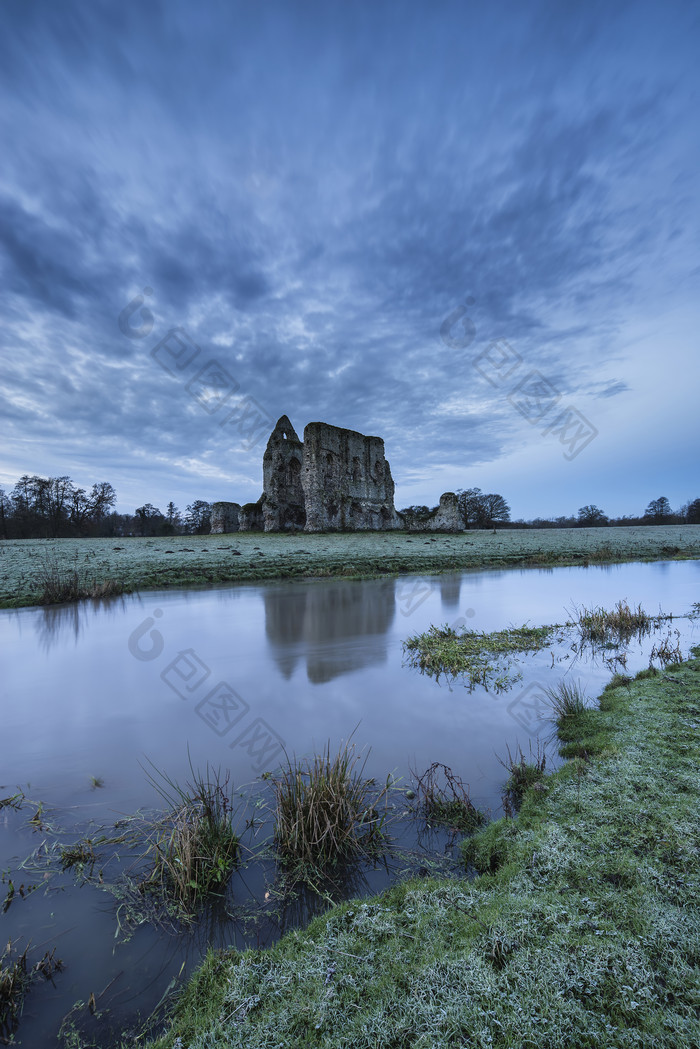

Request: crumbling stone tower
left=261, top=416, right=306, bottom=531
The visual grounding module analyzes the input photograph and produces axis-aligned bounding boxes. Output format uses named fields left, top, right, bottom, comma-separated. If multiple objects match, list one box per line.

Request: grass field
left=145, top=651, right=700, bottom=1048
left=1, top=525, right=698, bottom=608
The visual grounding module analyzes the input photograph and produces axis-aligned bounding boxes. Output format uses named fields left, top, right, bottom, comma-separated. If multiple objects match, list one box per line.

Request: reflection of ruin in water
left=439, top=575, right=461, bottom=610
left=264, top=578, right=397, bottom=684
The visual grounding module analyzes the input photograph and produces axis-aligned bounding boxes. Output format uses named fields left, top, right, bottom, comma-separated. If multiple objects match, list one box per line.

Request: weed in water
left=649, top=629, right=684, bottom=667
left=1, top=940, right=62, bottom=1043
left=410, top=762, right=486, bottom=833
left=90, top=776, right=105, bottom=790
left=60, top=839, right=98, bottom=874
left=403, top=622, right=556, bottom=691
left=140, top=759, right=240, bottom=908
left=0, top=793, right=24, bottom=812
left=569, top=599, right=671, bottom=647
left=497, top=740, right=547, bottom=816
left=271, top=739, right=390, bottom=879
left=28, top=802, right=45, bottom=829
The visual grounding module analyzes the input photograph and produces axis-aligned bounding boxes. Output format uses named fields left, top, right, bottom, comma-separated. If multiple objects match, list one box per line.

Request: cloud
left=0, top=0, right=697, bottom=517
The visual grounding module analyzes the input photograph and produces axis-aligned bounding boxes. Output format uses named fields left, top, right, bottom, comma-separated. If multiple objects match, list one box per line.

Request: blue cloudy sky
left=1, top=0, right=698, bottom=520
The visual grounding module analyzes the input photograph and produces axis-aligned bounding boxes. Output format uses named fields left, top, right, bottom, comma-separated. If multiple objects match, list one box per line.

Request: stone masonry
left=210, top=501, right=241, bottom=533
left=300, top=421, right=402, bottom=532
left=222, top=415, right=462, bottom=533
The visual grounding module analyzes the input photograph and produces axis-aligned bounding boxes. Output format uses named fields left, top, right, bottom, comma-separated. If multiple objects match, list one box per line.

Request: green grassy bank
left=147, top=652, right=700, bottom=1048
left=2, top=524, right=699, bottom=608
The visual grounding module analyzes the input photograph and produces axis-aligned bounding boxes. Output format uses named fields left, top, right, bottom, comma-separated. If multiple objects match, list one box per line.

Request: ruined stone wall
left=400, top=493, right=462, bottom=533
left=301, top=421, right=401, bottom=532
left=210, top=501, right=241, bottom=533
left=425, top=492, right=462, bottom=532
left=261, top=416, right=306, bottom=531
left=211, top=414, right=461, bottom=534
left=238, top=498, right=264, bottom=531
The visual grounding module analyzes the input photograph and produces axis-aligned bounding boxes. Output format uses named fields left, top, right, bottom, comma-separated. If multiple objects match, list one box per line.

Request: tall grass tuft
left=271, top=739, right=389, bottom=877
left=543, top=678, right=589, bottom=722
left=570, top=599, right=666, bottom=645
left=34, top=554, right=123, bottom=605
left=141, top=759, right=240, bottom=907
left=498, top=741, right=547, bottom=816
left=411, top=762, right=486, bottom=833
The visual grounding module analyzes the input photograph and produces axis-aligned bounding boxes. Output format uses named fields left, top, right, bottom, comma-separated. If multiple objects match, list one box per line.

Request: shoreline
left=2, top=524, right=699, bottom=609
left=147, top=648, right=700, bottom=1047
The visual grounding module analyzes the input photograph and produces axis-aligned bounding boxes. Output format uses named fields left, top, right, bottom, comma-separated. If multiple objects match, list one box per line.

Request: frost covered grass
left=1, top=525, right=698, bottom=608
left=148, top=650, right=700, bottom=1048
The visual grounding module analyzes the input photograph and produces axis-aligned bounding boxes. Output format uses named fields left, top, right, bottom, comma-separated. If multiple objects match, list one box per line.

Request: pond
left=1, top=559, right=698, bottom=1045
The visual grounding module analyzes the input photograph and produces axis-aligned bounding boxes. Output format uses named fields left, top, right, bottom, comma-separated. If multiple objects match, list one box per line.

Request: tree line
left=1, top=474, right=698, bottom=540
left=401, top=489, right=700, bottom=530
left=0, top=475, right=213, bottom=539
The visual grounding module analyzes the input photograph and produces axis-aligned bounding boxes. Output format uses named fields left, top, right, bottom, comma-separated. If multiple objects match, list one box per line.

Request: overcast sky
left=1, top=0, right=698, bottom=521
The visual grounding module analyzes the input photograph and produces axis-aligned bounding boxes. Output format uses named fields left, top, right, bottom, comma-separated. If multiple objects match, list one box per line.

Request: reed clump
left=498, top=741, right=547, bottom=816
left=571, top=599, right=667, bottom=645
left=543, top=679, right=589, bottom=722
left=649, top=629, right=683, bottom=667
left=271, top=740, right=389, bottom=876
left=141, top=762, right=240, bottom=907
left=411, top=762, right=486, bottom=833
left=34, top=554, right=124, bottom=605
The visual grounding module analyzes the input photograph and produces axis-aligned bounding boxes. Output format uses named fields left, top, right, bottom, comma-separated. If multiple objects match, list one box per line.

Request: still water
left=1, top=560, right=698, bottom=1045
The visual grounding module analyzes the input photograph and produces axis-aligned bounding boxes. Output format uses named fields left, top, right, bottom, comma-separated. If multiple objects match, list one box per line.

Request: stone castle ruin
left=211, top=415, right=462, bottom=533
